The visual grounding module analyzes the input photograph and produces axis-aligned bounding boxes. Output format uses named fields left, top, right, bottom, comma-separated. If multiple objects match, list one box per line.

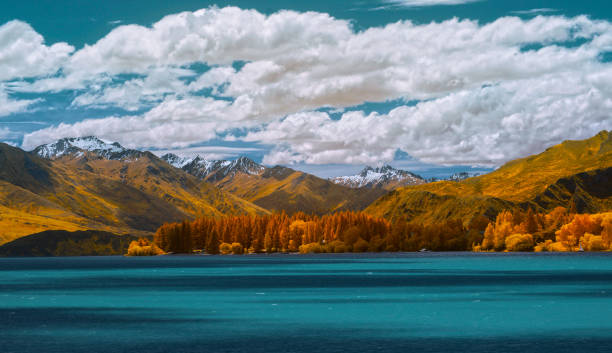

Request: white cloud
left=152, top=145, right=262, bottom=161
left=21, top=95, right=259, bottom=150
left=64, top=7, right=351, bottom=75
left=10, top=8, right=612, bottom=166
left=0, top=20, right=73, bottom=81
left=511, top=9, right=558, bottom=15
left=0, top=127, right=12, bottom=139
left=11, top=11, right=612, bottom=114
left=0, top=88, right=41, bottom=117
left=70, top=67, right=195, bottom=111
left=245, top=67, right=612, bottom=166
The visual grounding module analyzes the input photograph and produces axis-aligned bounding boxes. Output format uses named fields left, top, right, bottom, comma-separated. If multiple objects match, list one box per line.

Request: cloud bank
left=1, top=7, right=609, bottom=166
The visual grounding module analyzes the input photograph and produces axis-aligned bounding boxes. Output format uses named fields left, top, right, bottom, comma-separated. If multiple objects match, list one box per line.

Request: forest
left=136, top=211, right=481, bottom=254
left=476, top=208, right=612, bottom=252
left=126, top=208, right=612, bottom=255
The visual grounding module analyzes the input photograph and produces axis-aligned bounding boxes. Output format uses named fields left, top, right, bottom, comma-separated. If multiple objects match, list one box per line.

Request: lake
left=1, top=253, right=612, bottom=353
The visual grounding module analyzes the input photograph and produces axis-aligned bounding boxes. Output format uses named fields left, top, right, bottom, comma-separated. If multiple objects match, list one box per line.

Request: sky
left=0, top=0, right=611, bottom=178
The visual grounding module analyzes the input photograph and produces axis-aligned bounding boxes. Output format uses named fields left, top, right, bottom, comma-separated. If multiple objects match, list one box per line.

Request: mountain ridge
left=366, top=130, right=612, bottom=224
left=0, top=140, right=268, bottom=245
left=162, top=154, right=387, bottom=214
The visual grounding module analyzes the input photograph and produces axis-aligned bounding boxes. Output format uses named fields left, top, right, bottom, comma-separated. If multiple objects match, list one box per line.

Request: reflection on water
left=2, top=253, right=612, bottom=353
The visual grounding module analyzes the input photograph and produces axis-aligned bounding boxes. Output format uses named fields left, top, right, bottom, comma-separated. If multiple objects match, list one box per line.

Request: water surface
left=2, top=253, right=612, bottom=353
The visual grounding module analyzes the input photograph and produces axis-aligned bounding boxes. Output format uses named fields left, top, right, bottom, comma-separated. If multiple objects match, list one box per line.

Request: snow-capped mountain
left=330, top=165, right=425, bottom=190
left=161, top=154, right=386, bottom=215
left=33, top=137, right=143, bottom=161
left=447, top=172, right=480, bottom=182
left=161, top=154, right=264, bottom=181
left=160, top=153, right=194, bottom=169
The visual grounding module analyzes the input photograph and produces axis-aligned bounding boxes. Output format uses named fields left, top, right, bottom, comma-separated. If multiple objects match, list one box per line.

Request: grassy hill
left=209, top=164, right=387, bottom=215
left=366, top=131, right=612, bottom=223
left=167, top=155, right=388, bottom=215
left=0, top=143, right=267, bottom=245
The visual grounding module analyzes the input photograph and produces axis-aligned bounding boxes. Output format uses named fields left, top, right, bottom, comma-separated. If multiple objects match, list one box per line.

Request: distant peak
left=332, top=165, right=424, bottom=189
left=33, top=136, right=141, bottom=161
left=228, top=156, right=264, bottom=175
left=161, top=153, right=197, bottom=169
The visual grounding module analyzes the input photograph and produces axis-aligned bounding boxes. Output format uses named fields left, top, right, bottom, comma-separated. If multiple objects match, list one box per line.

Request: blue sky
left=0, top=0, right=610, bottom=178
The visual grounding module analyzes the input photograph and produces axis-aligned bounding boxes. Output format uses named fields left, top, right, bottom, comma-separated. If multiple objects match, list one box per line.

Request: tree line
left=151, top=211, right=487, bottom=254
left=475, top=207, right=612, bottom=252
left=145, top=208, right=611, bottom=255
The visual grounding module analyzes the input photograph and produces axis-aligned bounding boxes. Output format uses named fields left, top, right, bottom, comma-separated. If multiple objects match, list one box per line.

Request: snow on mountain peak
left=331, top=165, right=425, bottom=189
left=161, top=153, right=195, bottom=169
left=162, top=154, right=265, bottom=181
left=33, top=136, right=141, bottom=160
left=229, top=156, right=265, bottom=175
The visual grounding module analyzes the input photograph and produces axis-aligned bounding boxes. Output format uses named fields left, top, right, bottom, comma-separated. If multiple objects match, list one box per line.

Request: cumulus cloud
left=0, top=20, right=73, bottom=81
left=0, top=88, right=41, bottom=117
left=10, top=8, right=612, bottom=166
left=61, top=11, right=612, bottom=117
left=70, top=67, right=195, bottom=111
left=245, top=66, right=612, bottom=166
left=65, top=7, right=351, bottom=75
left=22, top=95, right=259, bottom=150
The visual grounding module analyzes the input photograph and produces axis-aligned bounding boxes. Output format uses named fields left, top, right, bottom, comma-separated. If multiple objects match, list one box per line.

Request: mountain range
left=0, top=137, right=396, bottom=245
left=0, top=137, right=266, bottom=245
left=161, top=154, right=387, bottom=215
left=0, top=131, right=610, bottom=254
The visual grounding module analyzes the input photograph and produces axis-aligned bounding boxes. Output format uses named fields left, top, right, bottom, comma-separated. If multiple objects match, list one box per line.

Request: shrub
left=583, top=233, right=606, bottom=251
left=299, top=242, right=323, bottom=254
left=126, top=238, right=165, bottom=256
left=504, top=233, right=534, bottom=252
left=368, top=236, right=384, bottom=252
left=352, top=238, right=369, bottom=253
left=536, top=241, right=571, bottom=252
left=219, top=242, right=232, bottom=255
left=534, top=240, right=553, bottom=252
left=288, top=239, right=299, bottom=252
left=326, top=240, right=347, bottom=253
left=231, top=242, right=244, bottom=255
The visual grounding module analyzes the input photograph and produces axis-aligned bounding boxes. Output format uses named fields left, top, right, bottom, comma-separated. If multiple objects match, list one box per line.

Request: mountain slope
left=366, top=131, right=612, bottom=223
left=163, top=155, right=387, bottom=214
left=533, top=167, right=612, bottom=214
left=331, top=165, right=425, bottom=190
left=0, top=139, right=267, bottom=245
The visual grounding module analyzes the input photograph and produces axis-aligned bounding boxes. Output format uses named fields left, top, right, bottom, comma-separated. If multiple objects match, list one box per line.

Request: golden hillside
left=209, top=165, right=387, bottom=215
left=366, top=131, right=612, bottom=223
left=0, top=143, right=267, bottom=245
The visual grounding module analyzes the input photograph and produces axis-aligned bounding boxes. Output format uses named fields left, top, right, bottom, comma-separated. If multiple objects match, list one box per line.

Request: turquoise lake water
left=2, top=253, right=612, bottom=353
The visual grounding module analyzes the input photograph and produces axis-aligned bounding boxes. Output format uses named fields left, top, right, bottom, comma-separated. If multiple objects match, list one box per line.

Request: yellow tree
left=482, top=223, right=495, bottom=250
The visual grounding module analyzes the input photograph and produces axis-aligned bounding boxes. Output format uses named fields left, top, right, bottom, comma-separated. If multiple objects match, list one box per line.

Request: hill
left=163, top=155, right=387, bottom=214
left=0, top=138, right=267, bottom=245
left=0, top=230, right=138, bottom=256
left=366, top=131, right=612, bottom=223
